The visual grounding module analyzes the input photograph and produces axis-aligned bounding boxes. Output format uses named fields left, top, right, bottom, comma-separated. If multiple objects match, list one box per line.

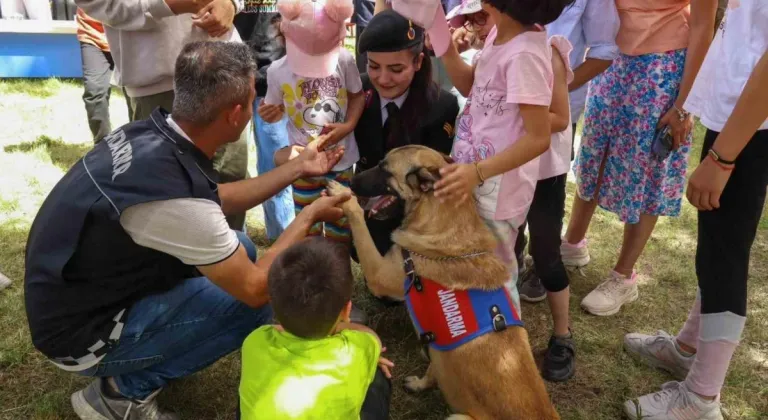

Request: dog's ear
left=406, top=166, right=441, bottom=193
left=442, top=154, right=455, bottom=164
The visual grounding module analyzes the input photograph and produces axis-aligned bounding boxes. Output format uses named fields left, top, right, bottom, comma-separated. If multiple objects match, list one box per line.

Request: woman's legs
left=614, top=213, right=659, bottom=277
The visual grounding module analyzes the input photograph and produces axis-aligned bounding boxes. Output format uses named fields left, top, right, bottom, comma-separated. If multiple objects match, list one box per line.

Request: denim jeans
left=253, top=97, right=294, bottom=240
left=77, top=231, right=273, bottom=400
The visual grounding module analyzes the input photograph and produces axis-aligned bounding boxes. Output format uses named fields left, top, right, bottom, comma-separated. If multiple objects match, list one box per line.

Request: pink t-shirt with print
left=453, top=27, right=553, bottom=221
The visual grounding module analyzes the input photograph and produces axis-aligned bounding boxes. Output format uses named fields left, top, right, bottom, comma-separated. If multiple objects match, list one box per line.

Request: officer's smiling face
left=367, top=50, right=423, bottom=100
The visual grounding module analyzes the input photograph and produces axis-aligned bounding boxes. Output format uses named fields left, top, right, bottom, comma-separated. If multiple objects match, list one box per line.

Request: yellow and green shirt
left=239, top=325, right=380, bottom=420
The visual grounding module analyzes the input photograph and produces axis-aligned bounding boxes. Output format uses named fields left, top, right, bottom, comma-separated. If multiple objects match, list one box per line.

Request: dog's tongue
left=369, top=196, right=398, bottom=215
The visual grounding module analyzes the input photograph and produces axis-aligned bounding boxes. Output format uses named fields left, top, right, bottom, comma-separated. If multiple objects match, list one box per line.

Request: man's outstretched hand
left=296, top=141, right=345, bottom=178
left=192, top=0, right=236, bottom=38
left=305, top=193, right=351, bottom=223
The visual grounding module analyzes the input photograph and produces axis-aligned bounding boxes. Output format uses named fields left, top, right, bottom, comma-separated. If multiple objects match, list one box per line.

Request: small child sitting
left=261, top=0, right=366, bottom=244
left=239, top=238, right=393, bottom=420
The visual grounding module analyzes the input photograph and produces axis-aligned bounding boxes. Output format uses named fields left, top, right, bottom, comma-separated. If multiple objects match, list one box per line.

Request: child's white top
left=453, top=26, right=553, bottom=221
left=265, top=49, right=363, bottom=172
left=538, top=35, right=575, bottom=181
left=684, top=0, right=768, bottom=132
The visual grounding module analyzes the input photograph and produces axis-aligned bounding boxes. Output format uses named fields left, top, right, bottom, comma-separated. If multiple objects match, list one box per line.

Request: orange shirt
left=616, top=0, right=690, bottom=56
left=76, top=8, right=110, bottom=52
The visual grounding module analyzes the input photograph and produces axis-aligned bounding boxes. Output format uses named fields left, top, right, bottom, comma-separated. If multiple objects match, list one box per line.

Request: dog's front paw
left=326, top=180, right=352, bottom=197
left=326, top=180, right=362, bottom=215
left=403, top=375, right=434, bottom=393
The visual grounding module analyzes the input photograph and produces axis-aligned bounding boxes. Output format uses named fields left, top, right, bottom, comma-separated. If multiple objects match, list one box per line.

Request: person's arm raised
left=218, top=142, right=345, bottom=216
left=198, top=194, right=351, bottom=307
left=440, top=29, right=475, bottom=97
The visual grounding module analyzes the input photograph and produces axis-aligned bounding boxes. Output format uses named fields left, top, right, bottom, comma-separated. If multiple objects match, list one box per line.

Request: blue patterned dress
left=574, top=49, right=692, bottom=224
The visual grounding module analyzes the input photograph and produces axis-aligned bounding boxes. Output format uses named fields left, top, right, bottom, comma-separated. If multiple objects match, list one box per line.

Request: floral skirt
left=574, top=49, right=692, bottom=224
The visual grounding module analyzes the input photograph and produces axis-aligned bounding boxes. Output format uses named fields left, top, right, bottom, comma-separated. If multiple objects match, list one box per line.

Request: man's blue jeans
left=77, top=232, right=272, bottom=400
left=253, top=97, right=294, bottom=240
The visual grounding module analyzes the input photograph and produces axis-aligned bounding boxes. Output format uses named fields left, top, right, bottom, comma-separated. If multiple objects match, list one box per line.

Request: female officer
left=353, top=9, right=460, bottom=259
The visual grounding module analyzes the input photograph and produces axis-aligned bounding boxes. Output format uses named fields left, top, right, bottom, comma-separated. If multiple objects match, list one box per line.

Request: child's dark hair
left=481, top=0, right=575, bottom=26
left=267, top=237, right=354, bottom=339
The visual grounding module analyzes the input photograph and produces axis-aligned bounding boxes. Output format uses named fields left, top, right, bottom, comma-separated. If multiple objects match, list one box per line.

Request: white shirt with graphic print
left=265, top=49, right=363, bottom=172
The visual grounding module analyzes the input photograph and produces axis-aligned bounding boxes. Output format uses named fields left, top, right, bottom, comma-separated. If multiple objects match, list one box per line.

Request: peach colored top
left=616, top=0, right=691, bottom=56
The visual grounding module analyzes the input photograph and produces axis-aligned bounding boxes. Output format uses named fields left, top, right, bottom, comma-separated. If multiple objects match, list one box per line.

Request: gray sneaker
left=624, top=330, right=694, bottom=380
left=0, top=272, right=11, bottom=290
left=71, top=379, right=179, bottom=420
left=518, top=266, right=546, bottom=303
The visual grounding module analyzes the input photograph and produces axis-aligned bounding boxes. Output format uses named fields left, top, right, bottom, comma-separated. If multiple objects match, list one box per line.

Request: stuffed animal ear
left=277, top=0, right=302, bottom=20
left=324, top=0, right=354, bottom=22
left=406, top=166, right=441, bottom=193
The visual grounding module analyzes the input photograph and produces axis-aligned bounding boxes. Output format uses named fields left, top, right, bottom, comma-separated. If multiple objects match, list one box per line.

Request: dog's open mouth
left=360, top=195, right=402, bottom=220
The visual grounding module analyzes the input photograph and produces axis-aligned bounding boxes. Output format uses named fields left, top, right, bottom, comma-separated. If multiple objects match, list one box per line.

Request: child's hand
left=258, top=103, right=285, bottom=123
left=316, top=122, right=354, bottom=151
left=434, top=163, right=480, bottom=206
left=378, top=346, right=395, bottom=379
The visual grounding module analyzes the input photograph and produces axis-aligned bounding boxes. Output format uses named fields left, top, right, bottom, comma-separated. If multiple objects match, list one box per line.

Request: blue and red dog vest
left=402, top=249, right=523, bottom=351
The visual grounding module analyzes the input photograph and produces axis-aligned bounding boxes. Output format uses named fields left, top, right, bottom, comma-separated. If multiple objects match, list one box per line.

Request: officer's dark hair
left=267, top=237, right=354, bottom=339
left=397, top=42, right=438, bottom=145
left=172, top=41, right=257, bottom=125
left=482, top=0, right=574, bottom=26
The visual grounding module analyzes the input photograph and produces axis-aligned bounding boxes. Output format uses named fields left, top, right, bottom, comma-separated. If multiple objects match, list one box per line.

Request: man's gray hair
left=172, top=41, right=257, bottom=124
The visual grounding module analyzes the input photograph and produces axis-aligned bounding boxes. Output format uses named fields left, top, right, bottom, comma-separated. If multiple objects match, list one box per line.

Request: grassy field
left=0, top=78, right=766, bottom=420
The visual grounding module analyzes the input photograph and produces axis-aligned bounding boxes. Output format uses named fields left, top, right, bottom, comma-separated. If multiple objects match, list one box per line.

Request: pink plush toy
left=278, top=0, right=354, bottom=78
left=389, top=0, right=451, bottom=57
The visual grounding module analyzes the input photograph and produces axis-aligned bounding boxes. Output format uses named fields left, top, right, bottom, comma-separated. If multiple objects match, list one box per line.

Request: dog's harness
left=402, top=249, right=523, bottom=354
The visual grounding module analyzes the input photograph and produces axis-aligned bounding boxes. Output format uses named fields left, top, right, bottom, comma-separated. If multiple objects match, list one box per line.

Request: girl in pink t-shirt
left=430, top=0, right=574, bottom=313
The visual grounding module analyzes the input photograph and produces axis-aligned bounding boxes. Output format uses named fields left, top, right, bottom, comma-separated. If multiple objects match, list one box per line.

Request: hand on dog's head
left=351, top=145, right=454, bottom=201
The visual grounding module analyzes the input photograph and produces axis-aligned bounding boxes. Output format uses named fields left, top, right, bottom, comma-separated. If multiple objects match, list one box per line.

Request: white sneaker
left=580, top=271, right=638, bottom=316
left=0, top=272, right=10, bottom=290
left=624, top=330, right=694, bottom=380
left=560, top=239, right=590, bottom=267
left=624, top=381, right=724, bottom=420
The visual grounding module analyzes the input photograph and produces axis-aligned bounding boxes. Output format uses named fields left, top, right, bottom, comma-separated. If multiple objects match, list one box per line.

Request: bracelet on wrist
left=707, top=153, right=734, bottom=172
left=708, top=148, right=736, bottom=166
left=474, top=162, right=485, bottom=186
left=673, top=104, right=690, bottom=122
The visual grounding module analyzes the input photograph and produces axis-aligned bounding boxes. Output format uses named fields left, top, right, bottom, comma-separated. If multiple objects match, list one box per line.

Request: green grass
left=0, top=78, right=766, bottom=420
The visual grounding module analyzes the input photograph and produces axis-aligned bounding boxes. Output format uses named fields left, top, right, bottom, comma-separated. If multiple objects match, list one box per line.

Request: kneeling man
left=24, top=41, right=350, bottom=420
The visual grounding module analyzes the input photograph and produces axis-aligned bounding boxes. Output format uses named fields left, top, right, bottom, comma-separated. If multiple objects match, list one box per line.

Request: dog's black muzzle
left=351, top=164, right=393, bottom=198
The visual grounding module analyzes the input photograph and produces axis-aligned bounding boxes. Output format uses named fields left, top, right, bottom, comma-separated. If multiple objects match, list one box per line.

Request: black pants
left=80, top=42, right=114, bottom=143
left=514, top=173, right=570, bottom=292
left=236, top=368, right=391, bottom=419
left=697, top=129, right=768, bottom=317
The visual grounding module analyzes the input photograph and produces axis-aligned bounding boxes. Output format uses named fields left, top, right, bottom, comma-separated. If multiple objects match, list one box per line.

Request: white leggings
left=0, top=0, right=52, bottom=20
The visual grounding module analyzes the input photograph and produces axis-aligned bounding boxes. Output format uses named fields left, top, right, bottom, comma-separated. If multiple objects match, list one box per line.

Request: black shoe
left=542, top=334, right=575, bottom=382
left=350, top=304, right=369, bottom=326
left=518, top=265, right=547, bottom=303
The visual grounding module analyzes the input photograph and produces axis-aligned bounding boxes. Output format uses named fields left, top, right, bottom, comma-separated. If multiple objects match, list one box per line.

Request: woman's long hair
left=390, top=42, right=439, bottom=148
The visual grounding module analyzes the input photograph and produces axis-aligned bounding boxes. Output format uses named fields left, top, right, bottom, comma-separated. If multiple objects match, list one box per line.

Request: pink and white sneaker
left=581, top=270, right=638, bottom=316
left=560, top=239, right=590, bottom=267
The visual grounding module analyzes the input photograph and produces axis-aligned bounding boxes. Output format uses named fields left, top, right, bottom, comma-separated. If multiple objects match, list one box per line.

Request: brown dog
left=326, top=145, right=559, bottom=420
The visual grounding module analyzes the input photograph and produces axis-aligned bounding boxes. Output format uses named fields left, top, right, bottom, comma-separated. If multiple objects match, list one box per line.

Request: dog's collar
left=402, top=247, right=489, bottom=262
